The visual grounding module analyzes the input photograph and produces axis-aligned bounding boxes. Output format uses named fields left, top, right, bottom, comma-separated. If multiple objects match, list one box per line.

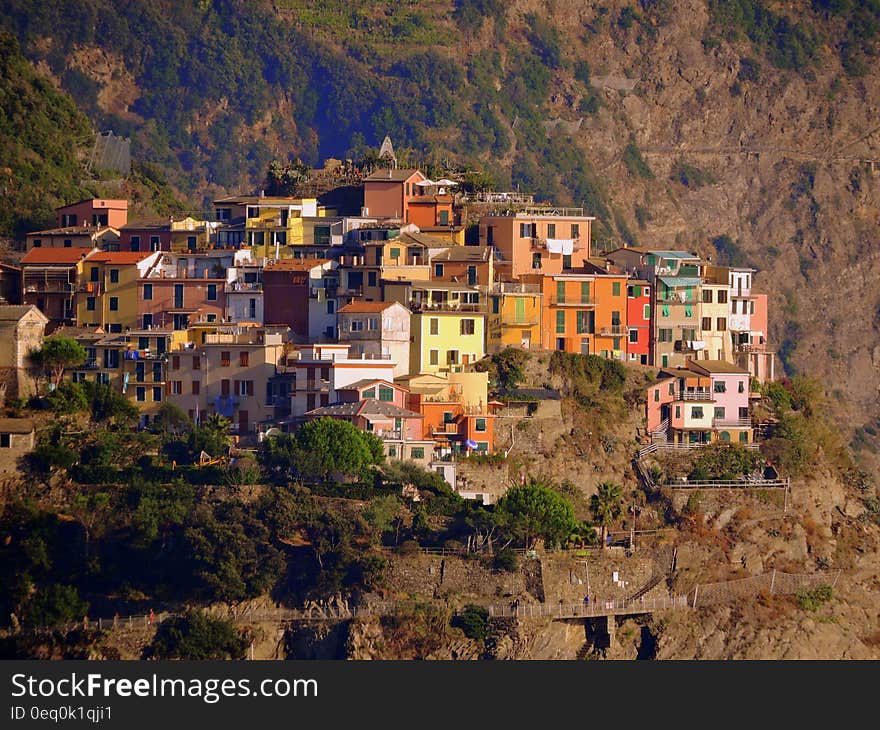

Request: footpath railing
left=485, top=594, right=689, bottom=619
left=690, top=570, right=840, bottom=608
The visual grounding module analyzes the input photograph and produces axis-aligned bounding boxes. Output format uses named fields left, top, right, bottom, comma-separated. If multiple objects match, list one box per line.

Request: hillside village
left=0, top=140, right=777, bottom=485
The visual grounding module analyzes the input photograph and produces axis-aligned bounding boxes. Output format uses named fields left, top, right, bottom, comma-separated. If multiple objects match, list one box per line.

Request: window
left=702, top=289, right=713, bottom=303
left=362, top=387, right=376, bottom=399
left=547, top=223, right=556, bottom=238
left=716, top=317, right=727, bottom=331
left=629, top=329, right=638, bottom=343
left=701, top=316, right=712, bottom=331
left=532, top=252, right=542, bottom=269
left=682, top=327, right=696, bottom=341
left=368, top=317, right=379, bottom=331
left=520, top=222, right=532, bottom=238
left=411, top=447, right=425, bottom=460
left=675, top=405, right=681, bottom=418
left=714, top=406, right=725, bottom=419
left=439, top=209, right=449, bottom=225
left=143, top=283, right=152, bottom=300
left=429, top=349, right=439, bottom=366
left=691, top=406, right=704, bottom=419
left=150, top=236, right=160, bottom=251
left=750, top=301, right=755, bottom=315
left=717, top=290, right=728, bottom=304
left=739, top=431, right=749, bottom=443
left=221, top=351, right=231, bottom=367
left=0, top=434, right=10, bottom=448
left=434, top=263, right=444, bottom=278
left=207, top=284, right=217, bottom=301
left=172, top=355, right=180, bottom=370
left=460, top=319, right=475, bottom=335
left=654, top=388, right=660, bottom=402
left=368, top=271, right=377, bottom=287
left=571, top=223, right=580, bottom=238
left=326, top=300, right=335, bottom=314
left=738, top=380, right=745, bottom=393
left=662, top=304, right=670, bottom=318
left=86, top=297, right=96, bottom=311
left=136, top=387, right=146, bottom=402
left=562, top=254, right=572, bottom=269
left=247, top=206, right=259, bottom=219
left=684, top=304, right=693, bottom=318
left=350, top=320, right=363, bottom=332
left=109, top=297, right=118, bottom=311
left=447, top=350, right=459, bottom=365
left=643, top=304, right=650, bottom=320
left=576, top=310, right=592, bottom=334
left=739, top=407, right=750, bottom=420
left=32, top=239, right=41, bottom=247
left=580, top=281, right=591, bottom=303
left=492, top=297, right=500, bottom=314
left=658, top=328, right=672, bottom=342
left=171, top=381, right=183, bottom=395
left=174, top=283, right=184, bottom=308
left=388, top=446, right=397, bottom=458
left=142, top=314, right=153, bottom=328
left=130, top=235, right=140, bottom=251
left=378, top=387, right=394, bottom=402
left=193, top=356, right=200, bottom=370
left=237, top=380, right=254, bottom=396
left=556, top=281, right=566, bottom=304
left=152, top=386, right=162, bottom=402
left=192, top=380, right=200, bottom=395
left=108, top=269, right=119, bottom=284
left=714, top=381, right=726, bottom=393
left=389, top=247, right=401, bottom=260
left=612, top=281, right=621, bottom=296
left=429, top=318, right=439, bottom=335
left=556, top=309, right=565, bottom=333
left=475, top=418, right=487, bottom=432
left=240, top=352, right=249, bottom=367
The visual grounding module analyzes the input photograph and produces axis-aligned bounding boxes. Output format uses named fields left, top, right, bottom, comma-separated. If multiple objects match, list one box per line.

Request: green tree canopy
left=31, top=337, right=87, bottom=388
left=590, top=481, right=624, bottom=548
left=495, top=482, right=581, bottom=548
left=144, top=610, right=248, bottom=660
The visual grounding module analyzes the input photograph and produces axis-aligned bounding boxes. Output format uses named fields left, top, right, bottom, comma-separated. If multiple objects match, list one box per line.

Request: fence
left=691, top=570, right=840, bottom=608
left=485, top=594, right=690, bottom=619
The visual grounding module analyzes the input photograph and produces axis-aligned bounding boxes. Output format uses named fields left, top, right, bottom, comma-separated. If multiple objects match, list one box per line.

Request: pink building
left=626, top=279, right=651, bottom=365
left=138, top=278, right=225, bottom=330
left=362, top=169, right=427, bottom=222
left=56, top=198, right=128, bottom=229
left=646, top=360, right=751, bottom=445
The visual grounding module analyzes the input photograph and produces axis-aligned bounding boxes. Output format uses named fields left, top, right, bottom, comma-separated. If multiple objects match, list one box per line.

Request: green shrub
left=622, top=140, right=654, bottom=179
left=451, top=604, right=490, bottom=641
left=144, top=610, right=248, bottom=660
left=795, top=585, right=832, bottom=612
left=493, top=548, right=519, bottom=572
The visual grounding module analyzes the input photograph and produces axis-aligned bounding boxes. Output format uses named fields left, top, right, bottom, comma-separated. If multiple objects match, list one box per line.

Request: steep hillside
left=1, top=0, right=878, bottom=472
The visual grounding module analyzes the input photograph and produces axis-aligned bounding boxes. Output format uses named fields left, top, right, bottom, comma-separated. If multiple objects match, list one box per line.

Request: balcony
left=531, top=237, right=585, bottom=252
left=301, top=379, right=331, bottom=392
left=339, top=287, right=364, bottom=298
left=227, top=281, right=263, bottom=292
left=410, top=301, right=486, bottom=313
left=598, top=324, right=626, bottom=336
left=24, top=281, right=76, bottom=294
left=674, top=339, right=706, bottom=352
left=713, top=418, right=752, bottom=428
left=492, top=282, right=542, bottom=294
left=676, top=389, right=713, bottom=401
left=500, top=316, right=540, bottom=327
left=310, top=286, right=338, bottom=300
left=549, top=297, right=595, bottom=307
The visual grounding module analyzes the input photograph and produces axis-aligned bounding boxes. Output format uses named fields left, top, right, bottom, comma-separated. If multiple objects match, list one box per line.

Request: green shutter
left=634, top=285, right=642, bottom=297
left=580, top=281, right=590, bottom=303
left=662, top=304, right=670, bottom=318
left=556, top=309, right=565, bottom=333
left=685, top=304, right=693, bottom=318
left=556, top=281, right=566, bottom=304
left=515, top=297, right=525, bottom=323
left=612, top=281, right=621, bottom=296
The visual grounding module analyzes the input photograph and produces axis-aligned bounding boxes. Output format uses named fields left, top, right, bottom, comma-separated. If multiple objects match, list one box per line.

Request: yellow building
left=76, top=251, right=161, bottom=332
left=410, top=307, right=487, bottom=375
left=698, top=282, right=733, bottom=362
left=213, top=195, right=331, bottom=257
left=487, top=283, right=543, bottom=352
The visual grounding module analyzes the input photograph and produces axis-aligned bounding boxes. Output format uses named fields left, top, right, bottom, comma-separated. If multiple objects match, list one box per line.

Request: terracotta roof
left=20, top=248, right=95, bottom=265
left=26, top=226, right=115, bottom=236
left=0, top=418, right=35, bottom=434
left=363, top=168, right=423, bottom=183
left=337, top=301, right=396, bottom=313
left=264, top=258, right=330, bottom=271
left=56, top=198, right=127, bottom=210
left=687, top=360, right=750, bottom=375
left=306, top=400, right=422, bottom=419
left=85, top=251, right=155, bottom=264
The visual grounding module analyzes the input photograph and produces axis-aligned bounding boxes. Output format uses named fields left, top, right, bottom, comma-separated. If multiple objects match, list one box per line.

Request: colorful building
left=646, top=359, right=752, bottom=445
left=478, top=210, right=593, bottom=279
left=337, top=301, right=411, bottom=377
left=0, top=305, right=48, bottom=399
left=626, top=279, right=651, bottom=365
left=20, top=247, right=94, bottom=329
left=487, top=282, right=543, bottom=352
left=410, top=304, right=487, bottom=375
left=119, top=217, right=212, bottom=253
left=652, top=274, right=702, bottom=368
left=261, top=259, right=337, bottom=340
left=430, top=246, right=494, bottom=288
left=540, top=267, right=628, bottom=359
left=76, top=251, right=160, bottom=332
left=25, top=225, right=119, bottom=252
left=362, top=168, right=427, bottom=222
left=56, top=198, right=128, bottom=229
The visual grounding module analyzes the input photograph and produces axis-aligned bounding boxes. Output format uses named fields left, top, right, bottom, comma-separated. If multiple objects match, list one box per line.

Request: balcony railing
left=657, top=295, right=696, bottom=304
left=549, top=297, right=595, bottom=307
left=24, top=281, right=76, bottom=294
left=676, top=389, right=713, bottom=401
left=227, top=281, right=263, bottom=292
left=531, top=237, right=585, bottom=251
left=409, top=300, right=486, bottom=313
left=713, top=418, right=752, bottom=428
left=339, top=287, right=364, bottom=298
left=500, top=316, right=540, bottom=327
left=674, top=339, right=706, bottom=352
left=599, top=324, right=626, bottom=336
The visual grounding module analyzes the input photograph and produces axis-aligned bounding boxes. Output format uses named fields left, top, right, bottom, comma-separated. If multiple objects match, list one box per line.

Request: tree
left=494, top=482, right=581, bottom=549
left=30, top=337, right=87, bottom=389
left=590, top=482, right=624, bottom=550
left=144, top=610, right=248, bottom=660
left=150, top=401, right=192, bottom=439
left=261, top=418, right=385, bottom=483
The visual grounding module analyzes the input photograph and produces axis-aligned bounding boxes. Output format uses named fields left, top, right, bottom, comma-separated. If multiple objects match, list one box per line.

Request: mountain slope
left=1, top=0, right=879, bottom=474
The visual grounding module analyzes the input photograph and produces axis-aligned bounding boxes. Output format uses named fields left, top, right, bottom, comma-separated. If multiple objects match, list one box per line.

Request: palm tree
left=590, top=481, right=624, bottom=550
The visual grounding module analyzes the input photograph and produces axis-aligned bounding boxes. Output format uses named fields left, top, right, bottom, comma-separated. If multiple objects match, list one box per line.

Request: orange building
left=540, top=266, right=629, bottom=359
left=478, top=210, right=594, bottom=279
left=362, top=169, right=427, bottom=222
left=56, top=198, right=128, bottom=229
